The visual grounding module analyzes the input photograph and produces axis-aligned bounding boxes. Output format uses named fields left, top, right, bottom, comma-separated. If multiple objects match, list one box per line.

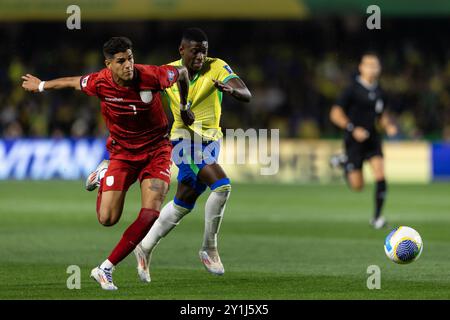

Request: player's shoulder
left=135, top=63, right=178, bottom=73
left=207, top=57, right=229, bottom=68
left=204, top=57, right=235, bottom=76
left=344, top=78, right=359, bottom=92
left=134, top=63, right=157, bottom=72
left=166, top=59, right=182, bottom=67
left=82, top=68, right=108, bottom=86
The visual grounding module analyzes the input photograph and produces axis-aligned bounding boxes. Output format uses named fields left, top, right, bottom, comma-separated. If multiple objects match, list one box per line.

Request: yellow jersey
left=163, top=57, right=239, bottom=141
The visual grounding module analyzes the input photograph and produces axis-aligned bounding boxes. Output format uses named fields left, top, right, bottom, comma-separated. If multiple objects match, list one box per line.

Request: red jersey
left=80, top=64, right=179, bottom=160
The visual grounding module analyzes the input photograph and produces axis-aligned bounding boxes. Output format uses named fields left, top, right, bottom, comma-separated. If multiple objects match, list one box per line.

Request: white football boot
left=370, top=216, right=388, bottom=229
left=329, top=154, right=348, bottom=169
left=85, top=159, right=109, bottom=191
left=199, top=249, right=225, bottom=276
left=134, top=243, right=151, bottom=283
left=90, top=266, right=118, bottom=290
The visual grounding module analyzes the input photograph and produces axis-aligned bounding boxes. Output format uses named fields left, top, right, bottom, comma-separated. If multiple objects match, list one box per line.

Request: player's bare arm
left=330, top=104, right=369, bottom=142
left=380, top=111, right=398, bottom=137
left=21, top=74, right=82, bottom=92
left=174, top=66, right=195, bottom=126
left=213, top=77, right=252, bottom=103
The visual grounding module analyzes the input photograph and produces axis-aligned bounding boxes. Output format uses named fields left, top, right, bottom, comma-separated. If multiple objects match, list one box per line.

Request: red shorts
left=101, top=143, right=172, bottom=192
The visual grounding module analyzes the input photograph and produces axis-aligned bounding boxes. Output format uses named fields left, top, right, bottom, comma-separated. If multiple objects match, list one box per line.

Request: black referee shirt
left=336, top=76, right=387, bottom=135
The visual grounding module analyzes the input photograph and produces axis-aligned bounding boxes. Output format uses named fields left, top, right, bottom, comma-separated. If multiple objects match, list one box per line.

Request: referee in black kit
left=330, top=52, right=398, bottom=229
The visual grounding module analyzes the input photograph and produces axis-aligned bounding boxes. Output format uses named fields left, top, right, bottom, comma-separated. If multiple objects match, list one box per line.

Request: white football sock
left=202, top=187, right=231, bottom=251
left=100, top=259, right=114, bottom=270
left=140, top=200, right=191, bottom=254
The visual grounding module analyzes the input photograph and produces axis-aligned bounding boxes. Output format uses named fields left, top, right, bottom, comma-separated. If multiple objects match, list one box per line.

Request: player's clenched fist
left=180, top=109, right=195, bottom=126
left=21, top=74, right=42, bottom=92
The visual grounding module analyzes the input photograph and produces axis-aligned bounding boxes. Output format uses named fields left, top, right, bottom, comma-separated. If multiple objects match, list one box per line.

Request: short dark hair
left=182, top=28, right=208, bottom=43
left=103, top=37, right=133, bottom=59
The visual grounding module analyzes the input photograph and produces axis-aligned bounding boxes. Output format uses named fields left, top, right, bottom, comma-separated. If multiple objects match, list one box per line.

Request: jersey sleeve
left=336, top=86, right=353, bottom=112
left=80, top=72, right=100, bottom=96
left=214, top=59, right=240, bottom=83
left=139, top=65, right=179, bottom=91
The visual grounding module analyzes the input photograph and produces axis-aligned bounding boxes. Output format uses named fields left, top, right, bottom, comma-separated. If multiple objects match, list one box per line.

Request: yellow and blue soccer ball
left=384, top=226, right=423, bottom=264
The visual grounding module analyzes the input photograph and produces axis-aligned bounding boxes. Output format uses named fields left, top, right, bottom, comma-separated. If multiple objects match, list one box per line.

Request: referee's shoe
left=329, top=154, right=347, bottom=169
left=370, top=216, right=388, bottom=229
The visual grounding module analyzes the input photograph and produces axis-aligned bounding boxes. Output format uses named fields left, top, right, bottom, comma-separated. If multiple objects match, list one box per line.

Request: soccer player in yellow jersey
left=134, top=28, right=252, bottom=281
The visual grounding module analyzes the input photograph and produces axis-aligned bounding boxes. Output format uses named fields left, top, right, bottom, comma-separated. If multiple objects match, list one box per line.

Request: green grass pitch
left=1, top=180, right=450, bottom=299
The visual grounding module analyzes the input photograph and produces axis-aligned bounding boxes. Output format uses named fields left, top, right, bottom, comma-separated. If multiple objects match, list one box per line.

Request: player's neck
left=112, top=73, right=132, bottom=87
left=186, top=68, right=197, bottom=81
left=359, top=75, right=377, bottom=86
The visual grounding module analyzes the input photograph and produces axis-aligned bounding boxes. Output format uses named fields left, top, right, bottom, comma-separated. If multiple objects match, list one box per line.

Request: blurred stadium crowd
left=1, top=18, right=450, bottom=140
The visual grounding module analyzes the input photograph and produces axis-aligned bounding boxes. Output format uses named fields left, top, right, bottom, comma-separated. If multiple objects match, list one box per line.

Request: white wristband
left=180, top=102, right=190, bottom=111
left=38, top=81, right=46, bottom=93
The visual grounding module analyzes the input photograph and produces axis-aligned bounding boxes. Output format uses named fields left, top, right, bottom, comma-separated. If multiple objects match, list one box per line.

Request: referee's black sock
left=374, top=179, right=387, bottom=219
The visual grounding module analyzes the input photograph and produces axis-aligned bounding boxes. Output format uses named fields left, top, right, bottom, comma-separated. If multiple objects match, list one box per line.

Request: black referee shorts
left=344, top=135, right=383, bottom=171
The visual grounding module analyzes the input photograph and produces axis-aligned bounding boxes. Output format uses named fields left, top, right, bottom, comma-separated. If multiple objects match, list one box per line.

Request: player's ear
left=105, top=59, right=111, bottom=69
left=179, top=45, right=184, bottom=56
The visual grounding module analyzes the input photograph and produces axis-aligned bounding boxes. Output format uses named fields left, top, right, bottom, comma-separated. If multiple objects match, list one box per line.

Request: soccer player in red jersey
left=21, top=37, right=190, bottom=290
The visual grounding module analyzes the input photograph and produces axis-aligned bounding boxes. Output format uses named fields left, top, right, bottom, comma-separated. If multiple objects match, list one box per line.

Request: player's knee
left=350, top=182, right=364, bottom=192
left=98, top=208, right=121, bottom=226
left=98, top=216, right=117, bottom=227
left=175, top=186, right=200, bottom=209
left=173, top=197, right=195, bottom=214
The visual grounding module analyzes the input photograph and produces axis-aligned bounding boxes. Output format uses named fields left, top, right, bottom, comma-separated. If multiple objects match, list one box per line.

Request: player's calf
left=137, top=199, right=193, bottom=282
left=202, top=182, right=231, bottom=250
left=200, top=178, right=231, bottom=276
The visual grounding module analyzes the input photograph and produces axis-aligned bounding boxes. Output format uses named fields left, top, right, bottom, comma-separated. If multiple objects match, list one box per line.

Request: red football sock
left=108, top=208, right=160, bottom=265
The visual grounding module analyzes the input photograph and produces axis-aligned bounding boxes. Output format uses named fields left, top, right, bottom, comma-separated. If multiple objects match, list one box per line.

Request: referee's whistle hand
left=353, top=127, right=370, bottom=142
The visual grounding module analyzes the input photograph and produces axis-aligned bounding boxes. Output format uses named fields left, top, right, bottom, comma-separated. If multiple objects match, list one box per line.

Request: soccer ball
left=384, top=226, right=423, bottom=264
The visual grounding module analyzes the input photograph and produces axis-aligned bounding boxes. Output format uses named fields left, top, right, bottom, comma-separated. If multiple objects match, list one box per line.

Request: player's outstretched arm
left=330, top=105, right=369, bottom=142
left=21, top=74, right=82, bottom=93
left=213, top=77, right=252, bottom=103
left=174, top=66, right=195, bottom=126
